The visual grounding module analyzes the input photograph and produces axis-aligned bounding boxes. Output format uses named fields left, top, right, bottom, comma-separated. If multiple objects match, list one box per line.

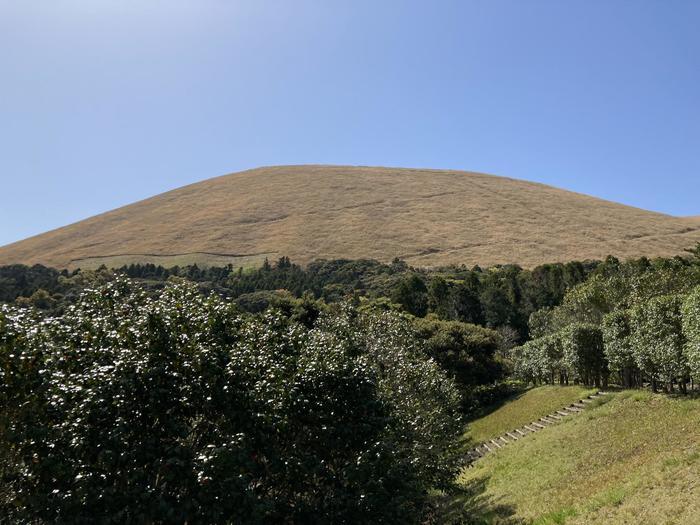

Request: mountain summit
left=2, top=165, right=699, bottom=269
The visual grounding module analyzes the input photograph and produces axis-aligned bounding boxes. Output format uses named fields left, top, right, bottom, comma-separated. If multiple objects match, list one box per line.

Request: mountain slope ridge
left=1, top=165, right=699, bottom=269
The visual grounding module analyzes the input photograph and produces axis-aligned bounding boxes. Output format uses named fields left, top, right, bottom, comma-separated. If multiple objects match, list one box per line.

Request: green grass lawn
left=452, top=389, right=700, bottom=524
left=462, top=385, right=597, bottom=447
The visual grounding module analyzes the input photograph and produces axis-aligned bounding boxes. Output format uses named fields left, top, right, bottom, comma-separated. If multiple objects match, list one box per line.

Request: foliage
left=411, top=316, right=506, bottom=413
left=561, top=323, right=608, bottom=387
left=0, top=279, right=462, bottom=523
left=1, top=257, right=597, bottom=341
left=413, top=316, right=503, bottom=389
left=681, top=286, right=700, bottom=381
left=531, top=256, right=700, bottom=339
left=602, top=310, right=638, bottom=387
left=630, top=294, right=687, bottom=392
left=511, top=334, right=565, bottom=385
left=391, top=274, right=429, bottom=317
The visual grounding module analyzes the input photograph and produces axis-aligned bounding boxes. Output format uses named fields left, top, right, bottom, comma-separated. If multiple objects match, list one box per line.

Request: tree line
left=512, top=249, right=700, bottom=393
left=0, top=256, right=598, bottom=341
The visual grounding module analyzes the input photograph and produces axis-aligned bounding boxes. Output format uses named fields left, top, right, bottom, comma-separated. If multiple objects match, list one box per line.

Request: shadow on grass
left=463, top=385, right=529, bottom=424
left=429, top=475, right=522, bottom=525
left=458, top=385, right=529, bottom=451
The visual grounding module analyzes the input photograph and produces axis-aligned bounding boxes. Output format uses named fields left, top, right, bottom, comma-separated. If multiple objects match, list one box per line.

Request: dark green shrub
left=0, top=279, right=461, bottom=523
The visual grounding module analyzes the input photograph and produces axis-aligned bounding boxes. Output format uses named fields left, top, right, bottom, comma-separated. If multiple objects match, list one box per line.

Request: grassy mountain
left=1, top=165, right=699, bottom=270
left=452, top=387, right=700, bottom=524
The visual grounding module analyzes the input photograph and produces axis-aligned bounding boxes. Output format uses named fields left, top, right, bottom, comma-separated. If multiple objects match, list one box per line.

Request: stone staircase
left=465, top=391, right=609, bottom=466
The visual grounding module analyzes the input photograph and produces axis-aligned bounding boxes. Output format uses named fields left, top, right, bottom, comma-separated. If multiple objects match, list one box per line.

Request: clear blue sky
left=1, top=0, right=699, bottom=246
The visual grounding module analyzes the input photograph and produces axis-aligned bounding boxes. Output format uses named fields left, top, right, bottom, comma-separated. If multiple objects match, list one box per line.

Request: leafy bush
left=630, top=294, right=687, bottom=392
left=511, top=340, right=540, bottom=385
left=681, top=287, right=700, bottom=381
left=511, top=333, right=567, bottom=386
left=561, top=324, right=607, bottom=387
left=602, top=310, right=639, bottom=387
left=412, top=316, right=506, bottom=414
left=412, top=316, right=504, bottom=389
left=0, top=279, right=461, bottom=523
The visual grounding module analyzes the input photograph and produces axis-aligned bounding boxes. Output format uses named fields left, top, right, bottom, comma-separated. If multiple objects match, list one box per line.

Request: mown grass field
left=452, top=388, right=700, bottom=524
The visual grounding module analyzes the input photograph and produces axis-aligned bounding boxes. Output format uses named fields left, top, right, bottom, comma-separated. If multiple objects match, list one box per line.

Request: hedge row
left=514, top=287, right=700, bottom=392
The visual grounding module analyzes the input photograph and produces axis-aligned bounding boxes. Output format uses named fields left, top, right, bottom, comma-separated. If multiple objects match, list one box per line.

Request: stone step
left=506, top=432, right=520, bottom=440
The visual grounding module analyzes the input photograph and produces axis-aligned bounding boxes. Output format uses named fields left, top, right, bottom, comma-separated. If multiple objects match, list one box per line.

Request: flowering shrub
left=0, top=279, right=461, bottom=523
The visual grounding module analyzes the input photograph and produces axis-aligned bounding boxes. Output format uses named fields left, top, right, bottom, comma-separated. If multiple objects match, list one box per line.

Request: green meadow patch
left=457, top=388, right=700, bottom=524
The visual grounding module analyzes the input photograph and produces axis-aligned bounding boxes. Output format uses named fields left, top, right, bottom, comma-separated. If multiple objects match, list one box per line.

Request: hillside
left=452, top=388, right=700, bottom=524
left=1, top=165, right=699, bottom=270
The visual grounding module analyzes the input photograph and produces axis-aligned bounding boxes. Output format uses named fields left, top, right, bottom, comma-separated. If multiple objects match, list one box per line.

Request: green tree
left=630, top=295, right=688, bottom=393
left=392, top=274, right=429, bottom=317
left=602, top=310, right=638, bottom=387
left=681, top=287, right=700, bottom=382
left=561, top=324, right=608, bottom=387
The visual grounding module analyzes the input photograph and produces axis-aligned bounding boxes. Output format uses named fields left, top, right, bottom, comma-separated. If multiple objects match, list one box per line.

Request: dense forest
left=2, top=247, right=700, bottom=522
left=0, top=256, right=597, bottom=337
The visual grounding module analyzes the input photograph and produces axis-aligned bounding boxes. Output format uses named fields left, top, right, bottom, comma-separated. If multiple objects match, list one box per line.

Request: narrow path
left=465, top=391, right=610, bottom=466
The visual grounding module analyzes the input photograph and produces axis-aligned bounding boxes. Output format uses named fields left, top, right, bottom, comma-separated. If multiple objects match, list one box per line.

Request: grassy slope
left=463, top=386, right=596, bottom=446
left=1, top=165, right=700, bottom=270
left=455, top=389, right=700, bottom=525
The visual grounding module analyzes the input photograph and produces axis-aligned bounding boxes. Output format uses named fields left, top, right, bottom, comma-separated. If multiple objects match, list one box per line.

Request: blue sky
left=1, top=0, right=699, bottom=246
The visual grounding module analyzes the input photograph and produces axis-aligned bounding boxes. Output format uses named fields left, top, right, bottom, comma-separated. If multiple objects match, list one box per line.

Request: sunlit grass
left=457, top=389, right=700, bottom=524
left=462, top=385, right=596, bottom=446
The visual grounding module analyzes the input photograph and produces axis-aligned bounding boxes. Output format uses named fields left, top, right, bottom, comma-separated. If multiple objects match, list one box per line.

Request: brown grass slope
left=1, top=165, right=699, bottom=270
